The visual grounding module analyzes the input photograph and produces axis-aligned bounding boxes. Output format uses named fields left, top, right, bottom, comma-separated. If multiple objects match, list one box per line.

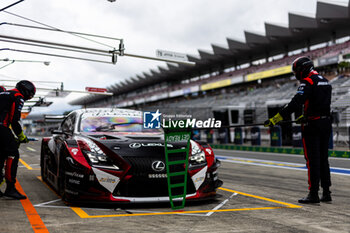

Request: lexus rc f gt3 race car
left=40, top=108, right=222, bottom=203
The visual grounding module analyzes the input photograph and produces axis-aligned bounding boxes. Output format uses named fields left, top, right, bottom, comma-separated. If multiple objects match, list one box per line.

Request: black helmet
left=292, top=56, right=314, bottom=80
left=16, top=80, right=36, bottom=100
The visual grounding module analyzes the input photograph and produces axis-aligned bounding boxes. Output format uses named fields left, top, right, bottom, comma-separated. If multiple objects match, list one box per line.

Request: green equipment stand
left=164, top=130, right=191, bottom=210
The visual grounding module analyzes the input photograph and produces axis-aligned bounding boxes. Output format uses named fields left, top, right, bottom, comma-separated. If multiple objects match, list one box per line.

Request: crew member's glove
left=17, top=131, right=29, bottom=143
left=264, top=113, right=283, bottom=127
left=295, top=115, right=305, bottom=124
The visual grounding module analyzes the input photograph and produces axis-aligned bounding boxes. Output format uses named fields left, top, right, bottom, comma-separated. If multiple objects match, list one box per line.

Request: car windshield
left=79, top=114, right=162, bottom=133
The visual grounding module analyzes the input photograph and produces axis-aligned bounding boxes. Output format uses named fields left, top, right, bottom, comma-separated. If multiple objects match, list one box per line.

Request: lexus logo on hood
left=151, top=161, right=165, bottom=172
left=129, top=143, right=141, bottom=149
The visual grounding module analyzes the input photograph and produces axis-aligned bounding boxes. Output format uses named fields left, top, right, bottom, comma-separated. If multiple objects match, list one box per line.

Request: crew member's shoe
left=4, top=184, right=27, bottom=200
left=298, top=192, right=320, bottom=204
left=320, top=191, right=332, bottom=202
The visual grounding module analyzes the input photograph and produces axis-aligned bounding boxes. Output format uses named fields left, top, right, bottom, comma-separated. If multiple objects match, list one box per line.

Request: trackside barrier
left=218, top=128, right=229, bottom=144
left=164, top=129, right=191, bottom=210
left=251, top=127, right=261, bottom=146
left=270, top=126, right=282, bottom=147
left=206, top=129, right=214, bottom=143
left=210, top=144, right=350, bottom=158
left=234, top=127, right=243, bottom=145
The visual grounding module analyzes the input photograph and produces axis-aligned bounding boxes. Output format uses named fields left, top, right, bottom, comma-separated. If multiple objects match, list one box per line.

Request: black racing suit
left=279, top=70, right=332, bottom=193
left=0, top=89, right=25, bottom=185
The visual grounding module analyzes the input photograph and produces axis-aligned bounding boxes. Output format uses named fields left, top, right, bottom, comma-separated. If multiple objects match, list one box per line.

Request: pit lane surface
left=1, top=140, right=350, bottom=233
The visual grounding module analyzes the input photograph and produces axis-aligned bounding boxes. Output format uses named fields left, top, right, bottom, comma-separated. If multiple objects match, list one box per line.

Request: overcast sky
left=0, top=0, right=348, bottom=115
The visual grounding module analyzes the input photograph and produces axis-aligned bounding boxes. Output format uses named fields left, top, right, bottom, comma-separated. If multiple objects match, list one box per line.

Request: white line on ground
left=35, top=205, right=71, bottom=209
left=26, top=147, right=36, bottom=152
left=217, top=155, right=303, bottom=166
left=113, top=193, right=238, bottom=217
left=214, top=149, right=350, bottom=161
left=217, top=154, right=350, bottom=176
left=121, top=209, right=207, bottom=217
left=34, top=199, right=62, bottom=207
left=206, top=193, right=237, bottom=216
left=18, top=164, right=40, bottom=168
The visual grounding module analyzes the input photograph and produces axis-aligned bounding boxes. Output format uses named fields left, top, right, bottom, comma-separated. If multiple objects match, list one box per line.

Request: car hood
left=78, top=132, right=187, bottom=158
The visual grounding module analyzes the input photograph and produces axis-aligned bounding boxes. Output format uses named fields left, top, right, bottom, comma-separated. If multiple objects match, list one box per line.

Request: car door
left=53, top=113, right=76, bottom=176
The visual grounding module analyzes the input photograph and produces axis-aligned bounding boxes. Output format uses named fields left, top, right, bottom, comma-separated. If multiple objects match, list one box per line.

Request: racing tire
left=40, top=142, right=48, bottom=182
left=58, top=164, right=66, bottom=201
left=58, top=150, right=67, bottom=201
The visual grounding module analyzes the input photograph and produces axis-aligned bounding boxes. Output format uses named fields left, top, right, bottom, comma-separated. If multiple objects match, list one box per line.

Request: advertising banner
left=246, top=65, right=292, bottom=81
left=231, top=76, right=244, bottom=85
left=201, top=78, right=232, bottom=91
left=156, top=49, right=188, bottom=61
left=169, top=89, right=183, bottom=97
left=318, top=55, right=339, bottom=67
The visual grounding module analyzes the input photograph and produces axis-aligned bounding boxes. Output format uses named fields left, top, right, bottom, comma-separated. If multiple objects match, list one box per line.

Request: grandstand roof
left=71, top=0, right=350, bottom=106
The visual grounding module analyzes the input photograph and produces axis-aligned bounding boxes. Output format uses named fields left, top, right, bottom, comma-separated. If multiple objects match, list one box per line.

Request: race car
left=40, top=108, right=222, bottom=203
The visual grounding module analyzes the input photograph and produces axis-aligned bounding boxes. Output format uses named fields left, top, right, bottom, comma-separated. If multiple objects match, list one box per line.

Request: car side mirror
left=51, top=129, right=64, bottom=135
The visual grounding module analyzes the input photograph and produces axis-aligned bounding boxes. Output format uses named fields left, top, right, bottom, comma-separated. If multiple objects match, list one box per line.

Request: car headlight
left=76, top=136, right=119, bottom=170
left=189, top=140, right=206, bottom=165
left=86, top=151, right=108, bottom=163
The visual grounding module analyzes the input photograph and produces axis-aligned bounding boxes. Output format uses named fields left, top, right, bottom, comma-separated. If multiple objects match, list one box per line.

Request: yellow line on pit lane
left=219, top=187, right=301, bottom=208
left=19, top=158, right=33, bottom=170
left=71, top=206, right=288, bottom=218
left=71, top=187, right=301, bottom=218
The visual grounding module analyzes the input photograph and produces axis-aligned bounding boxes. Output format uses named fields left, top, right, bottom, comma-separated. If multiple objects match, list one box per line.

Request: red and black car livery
left=40, top=108, right=222, bottom=203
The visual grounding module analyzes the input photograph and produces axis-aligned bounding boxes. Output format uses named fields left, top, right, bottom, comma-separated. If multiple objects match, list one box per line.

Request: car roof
left=72, top=108, right=142, bottom=118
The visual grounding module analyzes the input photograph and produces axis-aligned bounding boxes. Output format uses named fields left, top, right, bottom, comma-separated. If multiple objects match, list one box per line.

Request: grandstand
left=70, top=1, right=350, bottom=148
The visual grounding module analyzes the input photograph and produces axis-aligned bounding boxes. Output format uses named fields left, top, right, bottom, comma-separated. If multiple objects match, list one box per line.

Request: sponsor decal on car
left=148, top=174, right=167, bottom=178
left=129, top=142, right=173, bottom=149
left=191, top=166, right=208, bottom=190
left=99, top=177, right=117, bottom=183
left=65, top=189, right=79, bottom=195
left=66, top=157, right=75, bottom=165
left=68, top=179, right=81, bottom=185
left=92, top=167, right=120, bottom=193
left=65, top=171, right=84, bottom=178
left=205, top=148, right=213, bottom=155
left=71, top=148, right=79, bottom=155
